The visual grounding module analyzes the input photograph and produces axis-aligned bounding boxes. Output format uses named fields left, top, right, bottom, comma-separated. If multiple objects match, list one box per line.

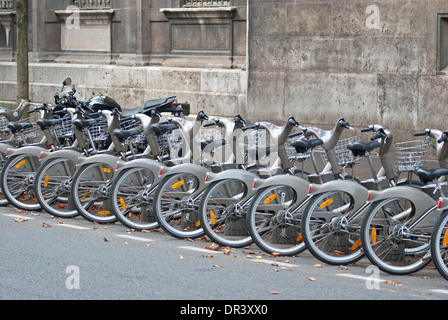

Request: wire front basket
left=394, top=140, right=430, bottom=172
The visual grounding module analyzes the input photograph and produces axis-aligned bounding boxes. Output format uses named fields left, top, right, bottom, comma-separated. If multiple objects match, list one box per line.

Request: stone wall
left=246, top=0, right=448, bottom=142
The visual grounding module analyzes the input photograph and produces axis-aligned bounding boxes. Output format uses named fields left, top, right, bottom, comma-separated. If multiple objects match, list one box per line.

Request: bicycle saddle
left=347, top=141, right=381, bottom=157
left=72, top=118, right=99, bottom=130
left=113, top=128, right=142, bottom=142
left=291, top=139, right=323, bottom=153
left=36, top=119, right=62, bottom=130
left=150, top=123, right=178, bottom=135
left=121, top=97, right=176, bottom=119
left=6, top=122, right=33, bottom=134
left=415, top=167, right=448, bottom=184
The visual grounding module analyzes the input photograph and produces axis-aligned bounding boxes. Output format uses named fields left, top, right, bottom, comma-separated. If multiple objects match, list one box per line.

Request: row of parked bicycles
left=2, top=78, right=448, bottom=282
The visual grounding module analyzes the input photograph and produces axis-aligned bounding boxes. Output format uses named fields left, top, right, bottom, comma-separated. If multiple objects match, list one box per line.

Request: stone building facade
left=0, top=0, right=447, bottom=142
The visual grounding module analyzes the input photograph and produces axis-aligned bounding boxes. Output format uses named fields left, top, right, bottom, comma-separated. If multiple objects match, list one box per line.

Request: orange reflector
left=320, top=198, right=334, bottom=209
left=443, top=229, right=448, bottom=247
left=297, top=234, right=303, bottom=243
left=210, top=210, right=216, bottom=225
left=195, top=220, right=201, bottom=227
left=371, top=227, right=377, bottom=244
left=120, top=198, right=126, bottom=211
left=352, top=239, right=361, bottom=251
left=82, top=190, right=88, bottom=200
left=98, top=211, right=111, bottom=216
left=264, top=193, right=277, bottom=204
left=171, top=180, right=185, bottom=189
left=101, top=168, right=113, bottom=173
left=44, top=175, right=50, bottom=187
left=15, top=160, right=26, bottom=169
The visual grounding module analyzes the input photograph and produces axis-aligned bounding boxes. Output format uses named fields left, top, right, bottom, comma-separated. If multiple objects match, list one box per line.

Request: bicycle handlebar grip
left=242, top=125, right=257, bottom=131
left=414, top=131, right=427, bottom=136
left=289, top=132, right=304, bottom=138
left=361, top=127, right=373, bottom=133
left=438, top=132, right=448, bottom=143
left=203, top=121, right=218, bottom=128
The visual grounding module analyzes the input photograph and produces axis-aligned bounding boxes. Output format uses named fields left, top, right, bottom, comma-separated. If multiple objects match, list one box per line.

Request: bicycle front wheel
left=247, top=185, right=306, bottom=256
left=431, top=210, right=448, bottom=281
left=361, top=197, right=431, bottom=275
left=1, top=154, right=41, bottom=211
left=198, top=178, right=253, bottom=248
left=153, top=172, right=204, bottom=239
left=301, top=190, right=364, bottom=265
left=34, top=157, right=78, bottom=218
left=71, top=162, right=117, bottom=223
left=110, top=166, right=159, bottom=230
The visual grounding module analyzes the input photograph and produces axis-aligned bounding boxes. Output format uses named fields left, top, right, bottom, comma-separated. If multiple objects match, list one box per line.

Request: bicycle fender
left=38, top=149, right=83, bottom=164
left=75, top=154, right=118, bottom=170
left=0, top=143, right=15, bottom=156
left=205, top=169, right=258, bottom=188
left=308, top=180, right=370, bottom=212
left=114, top=158, right=165, bottom=176
left=255, top=174, right=310, bottom=198
left=6, top=146, right=48, bottom=159
left=160, top=164, right=210, bottom=190
left=368, top=186, right=435, bottom=214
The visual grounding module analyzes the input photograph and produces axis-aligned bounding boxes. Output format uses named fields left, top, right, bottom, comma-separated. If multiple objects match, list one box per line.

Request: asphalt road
left=1, top=200, right=447, bottom=305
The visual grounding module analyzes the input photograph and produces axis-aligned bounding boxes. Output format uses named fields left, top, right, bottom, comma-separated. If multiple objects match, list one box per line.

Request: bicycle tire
left=247, top=185, right=307, bottom=256
left=1, top=154, right=41, bottom=211
left=198, top=178, right=253, bottom=248
left=153, top=172, right=204, bottom=239
left=301, top=190, right=365, bottom=265
left=430, top=210, right=448, bottom=281
left=110, top=166, right=159, bottom=230
left=34, top=157, right=79, bottom=218
left=361, top=197, right=431, bottom=275
left=70, top=162, right=117, bottom=223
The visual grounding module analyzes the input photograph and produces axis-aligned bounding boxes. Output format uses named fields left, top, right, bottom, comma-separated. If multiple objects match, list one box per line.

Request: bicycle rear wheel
left=1, top=154, right=41, bottom=211
left=431, top=210, right=448, bottom=281
left=153, top=172, right=204, bottom=239
left=110, top=166, right=159, bottom=230
left=198, top=178, right=253, bottom=248
left=0, top=151, right=9, bottom=206
left=361, top=197, right=431, bottom=275
left=71, top=162, right=117, bottom=223
left=301, top=190, right=364, bottom=265
left=247, top=185, right=306, bottom=256
left=34, top=157, right=78, bottom=218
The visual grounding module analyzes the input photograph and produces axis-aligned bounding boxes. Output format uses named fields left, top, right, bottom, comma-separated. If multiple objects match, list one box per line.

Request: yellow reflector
left=372, top=227, right=377, bottom=244
left=82, top=190, right=88, bottom=200
left=44, top=175, right=50, bottom=187
left=264, top=193, right=277, bottom=204
left=297, top=234, right=303, bottom=243
left=15, top=160, right=26, bottom=169
left=210, top=210, right=216, bottom=225
left=352, top=239, right=361, bottom=251
left=195, top=220, right=201, bottom=227
left=443, top=229, right=448, bottom=247
left=101, top=168, right=113, bottom=173
left=120, top=198, right=126, bottom=211
left=171, top=180, right=185, bottom=189
left=98, top=211, right=111, bottom=216
left=320, top=198, right=334, bottom=209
